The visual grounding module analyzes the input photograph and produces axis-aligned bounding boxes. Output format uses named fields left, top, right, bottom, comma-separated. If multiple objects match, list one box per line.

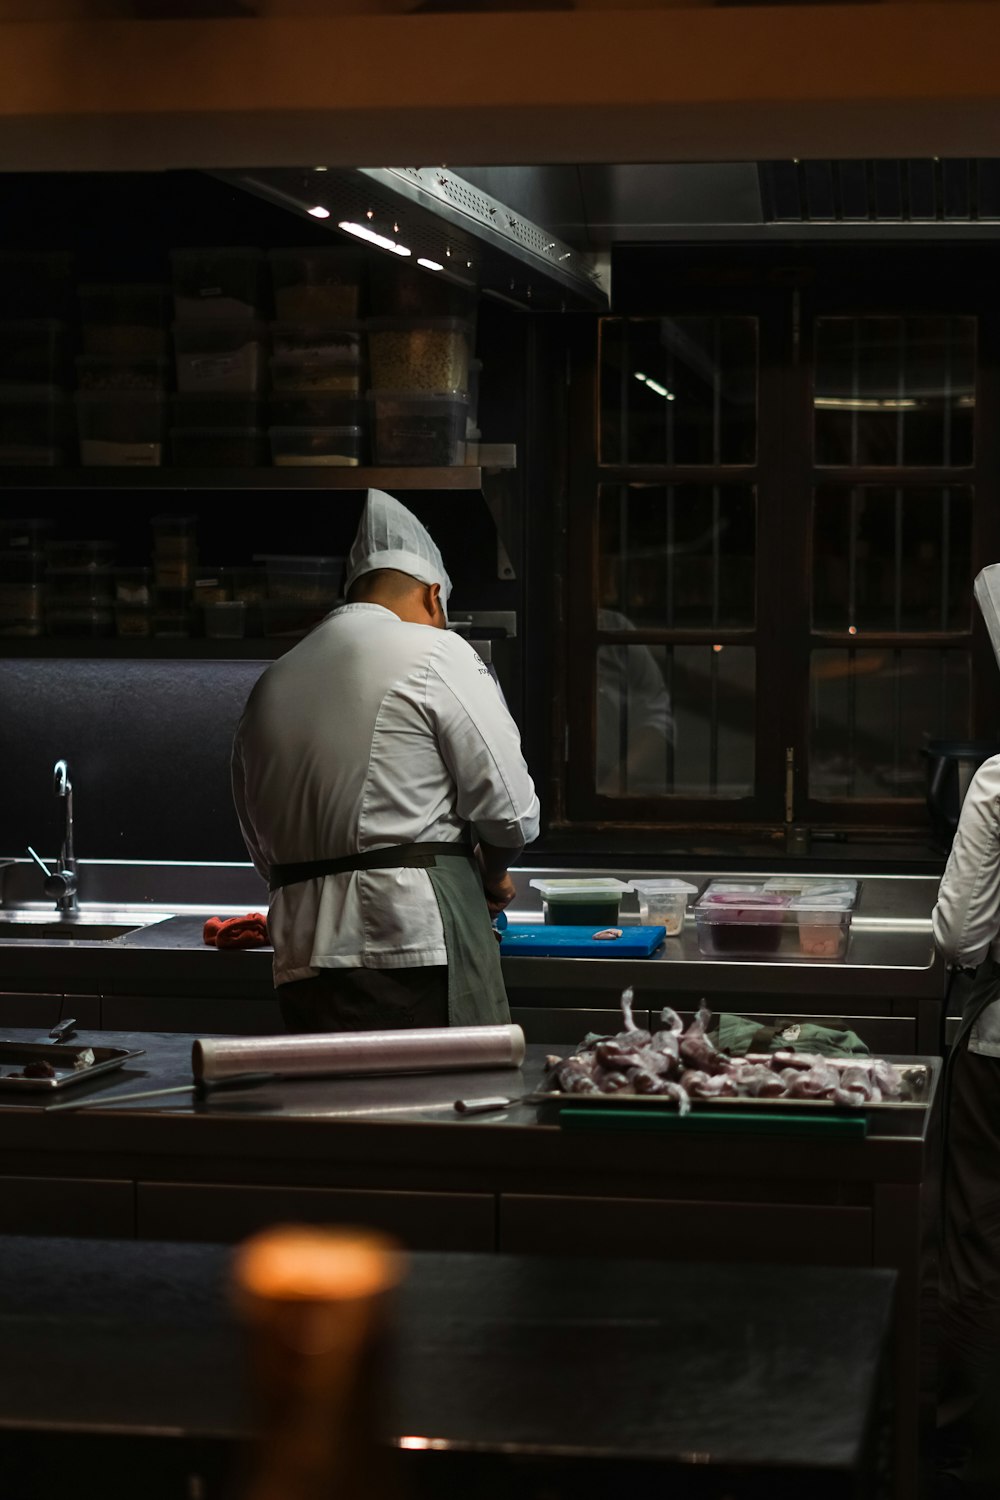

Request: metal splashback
left=214, top=165, right=608, bottom=310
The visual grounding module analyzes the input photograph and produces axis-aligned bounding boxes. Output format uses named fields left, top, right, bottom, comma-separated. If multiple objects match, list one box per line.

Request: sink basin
left=0, top=912, right=172, bottom=942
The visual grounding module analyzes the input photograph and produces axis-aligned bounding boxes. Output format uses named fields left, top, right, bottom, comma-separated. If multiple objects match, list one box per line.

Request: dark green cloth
left=708, top=1012, right=871, bottom=1058
left=427, top=851, right=511, bottom=1026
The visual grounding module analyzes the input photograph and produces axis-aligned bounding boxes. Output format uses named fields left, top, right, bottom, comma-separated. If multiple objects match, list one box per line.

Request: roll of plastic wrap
left=192, top=1024, right=526, bottom=1083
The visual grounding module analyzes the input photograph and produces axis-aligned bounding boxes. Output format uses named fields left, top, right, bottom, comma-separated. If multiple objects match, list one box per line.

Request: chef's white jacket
left=932, top=752, right=1000, bottom=1055
left=232, top=603, right=540, bottom=987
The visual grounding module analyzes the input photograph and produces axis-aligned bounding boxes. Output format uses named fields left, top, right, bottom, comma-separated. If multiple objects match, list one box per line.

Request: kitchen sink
left=0, top=912, right=172, bottom=942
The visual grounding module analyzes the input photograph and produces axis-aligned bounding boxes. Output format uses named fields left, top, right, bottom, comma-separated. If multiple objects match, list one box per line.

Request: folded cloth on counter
left=707, top=1012, right=870, bottom=1058
left=203, top=913, right=269, bottom=950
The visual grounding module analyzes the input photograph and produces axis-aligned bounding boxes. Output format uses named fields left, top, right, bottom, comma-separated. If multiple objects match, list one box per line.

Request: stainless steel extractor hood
left=214, top=165, right=609, bottom=310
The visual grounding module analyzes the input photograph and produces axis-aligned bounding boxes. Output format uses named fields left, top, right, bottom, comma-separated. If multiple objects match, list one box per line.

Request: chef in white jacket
left=931, top=564, right=1000, bottom=1489
left=231, top=490, right=540, bottom=1033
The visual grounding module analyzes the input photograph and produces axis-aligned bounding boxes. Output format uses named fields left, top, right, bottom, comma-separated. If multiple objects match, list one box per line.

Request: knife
left=44, top=1072, right=276, bottom=1113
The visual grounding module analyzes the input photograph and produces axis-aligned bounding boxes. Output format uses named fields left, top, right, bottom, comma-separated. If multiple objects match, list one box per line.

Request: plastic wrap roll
left=192, top=1024, right=526, bottom=1083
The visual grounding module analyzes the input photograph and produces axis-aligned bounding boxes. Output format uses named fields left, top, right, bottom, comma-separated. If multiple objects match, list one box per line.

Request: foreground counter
left=0, top=1025, right=940, bottom=1496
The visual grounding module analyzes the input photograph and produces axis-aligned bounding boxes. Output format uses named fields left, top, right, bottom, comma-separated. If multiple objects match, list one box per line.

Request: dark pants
left=936, top=1042, right=1000, bottom=1494
left=278, top=965, right=449, bottom=1033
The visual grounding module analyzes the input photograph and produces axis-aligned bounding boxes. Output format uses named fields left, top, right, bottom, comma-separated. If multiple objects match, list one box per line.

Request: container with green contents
left=529, top=877, right=631, bottom=927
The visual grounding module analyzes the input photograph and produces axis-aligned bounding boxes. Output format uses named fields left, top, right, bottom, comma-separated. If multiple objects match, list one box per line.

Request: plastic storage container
left=202, top=600, right=246, bottom=639
left=171, top=427, right=267, bottom=466
left=368, top=260, right=477, bottom=319
left=0, top=386, right=71, bottom=465
left=0, top=322, right=71, bottom=387
left=269, top=355, right=361, bottom=395
left=45, top=606, right=115, bottom=638
left=267, top=247, right=363, bottom=321
left=78, top=285, right=170, bottom=356
left=172, top=321, right=266, bottom=394
left=115, top=603, right=152, bottom=638
left=170, top=248, right=267, bottom=322
left=261, top=600, right=335, bottom=639
left=693, top=879, right=859, bottom=960
left=0, top=518, right=54, bottom=551
left=46, top=539, right=115, bottom=570
left=228, top=565, right=268, bottom=604
left=0, top=579, right=44, bottom=637
left=151, top=515, right=197, bottom=558
left=254, top=553, right=345, bottom=601
left=114, top=567, right=153, bottom=606
left=46, top=567, right=115, bottom=605
left=268, top=392, right=365, bottom=430
left=192, top=567, right=232, bottom=604
left=75, top=391, right=167, bottom=466
left=269, top=425, right=362, bottom=467
left=528, top=877, right=632, bottom=927
left=367, top=317, right=472, bottom=394
left=370, top=391, right=468, bottom=466
left=170, top=393, right=265, bottom=428
left=627, top=879, right=699, bottom=936
left=270, top=324, right=362, bottom=362
left=75, top=355, right=170, bottom=392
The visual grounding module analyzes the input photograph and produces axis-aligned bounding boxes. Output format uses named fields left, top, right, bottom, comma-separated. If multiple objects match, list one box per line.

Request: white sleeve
left=932, top=755, right=1000, bottom=967
left=230, top=727, right=270, bottom=883
left=427, top=634, right=540, bottom=849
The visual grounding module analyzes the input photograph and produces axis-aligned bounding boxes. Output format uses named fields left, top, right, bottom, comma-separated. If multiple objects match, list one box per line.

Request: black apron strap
left=269, top=841, right=472, bottom=892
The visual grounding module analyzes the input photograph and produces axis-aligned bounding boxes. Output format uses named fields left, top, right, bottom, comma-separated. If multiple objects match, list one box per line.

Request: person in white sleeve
left=931, top=565, right=1000, bottom=1491
left=231, top=489, right=540, bottom=1033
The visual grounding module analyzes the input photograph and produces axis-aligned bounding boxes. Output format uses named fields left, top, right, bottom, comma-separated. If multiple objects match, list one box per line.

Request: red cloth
left=203, top=913, right=269, bottom=950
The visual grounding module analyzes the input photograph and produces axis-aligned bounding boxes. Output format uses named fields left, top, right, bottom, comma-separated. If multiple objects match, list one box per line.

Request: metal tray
left=0, top=1041, right=146, bottom=1093
left=533, top=1062, right=933, bottom=1112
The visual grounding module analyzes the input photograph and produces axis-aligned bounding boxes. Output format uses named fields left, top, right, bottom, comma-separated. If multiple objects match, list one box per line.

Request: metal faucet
left=26, top=758, right=78, bottom=914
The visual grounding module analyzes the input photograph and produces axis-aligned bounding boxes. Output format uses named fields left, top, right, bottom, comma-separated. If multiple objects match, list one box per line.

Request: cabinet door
left=138, top=1183, right=496, bottom=1250
left=0, top=992, right=101, bottom=1030
left=0, top=1176, right=134, bottom=1237
left=500, top=1193, right=872, bottom=1266
left=103, top=994, right=282, bottom=1034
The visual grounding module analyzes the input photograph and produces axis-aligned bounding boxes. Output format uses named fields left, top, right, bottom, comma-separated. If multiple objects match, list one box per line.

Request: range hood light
left=417, top=257, right=444, bottom=271
left=338, top=220, right=411, bottom=256
left=634, top=371, right=675, bottom=401
left=307, top=205, right=331, bottom=219
left=313, top=166, right=328, bottom=173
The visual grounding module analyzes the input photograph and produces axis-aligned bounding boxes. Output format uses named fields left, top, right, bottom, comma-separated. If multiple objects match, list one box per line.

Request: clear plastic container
left=254, top=553, right=345, bottom=602
left=693, top=879, right=859, bottom=960
left=75, top=391, right=167, bottom=466
left=75, top=355, right=170, bottom=392
left=0, top=386, right=71, bottom=465
left=627, top=879, right=699, bottom=936
left=0, top=580, right=43, bottom=622
left=192, top=567, right=232, bottom=604
left=0, top=321, right=71, bottom=387
left=151, top=515, right=197, bottom=558
left=368, top=260, right=477, bottom=319
left=171, top=427, right=267, bottom=466
left=370, top=390, right=468, bottom=466
left=78, top=285, right=171, bottom=356
left=367, top=317, right=472, bottom=394
left=114, top=567, right=153, bottom=606
left=528, top=877, right=631, bottom=927
left=269, top=425, right=362, bottom=467
left=203, top=600, right=247, bottom=639
left=0, top=612, right=43, bottom=639
left=46, top=567, right=115, bottom=604
left=115, top=604, right=152, bottom=638
left=154, top=556, right=195, bottom=589
left=270, top=324, right=362, bottom=362
left=173, top=321, right=266, bottom=394
left=267, top=247, right=363, bottom=322
left=466, top=356, right=482, bottom=439
left=152, top=608, right=196, bottom=639
left=228, top=566, right=268, bottom=603
left=0, top=548, right=46, bottom=583
left=269, top=355, right=361, bottom=395
left=170, top=248, right=267, bottom=323
left=0, top=251, right=75, bottom=319
left=45, top=605, right=115, bottom=638
left=0, top=518, right=54, bottom=551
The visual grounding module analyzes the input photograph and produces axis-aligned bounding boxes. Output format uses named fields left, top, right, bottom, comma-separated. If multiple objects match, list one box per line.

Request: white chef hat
left=344, top=489, right=453, bottom=615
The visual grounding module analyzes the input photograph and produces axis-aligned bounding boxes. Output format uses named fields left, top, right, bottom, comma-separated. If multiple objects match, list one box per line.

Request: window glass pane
left=600, top=316, right=757, bottom=466
left=814, top=315, right=975, bottom=466
left=598, top=483, right=755, bottom=629
left=597, top=643, right=755, bottom=798
left=809, top=648, right=970, bottom=799
left=812, top=484, right=972, bottom=632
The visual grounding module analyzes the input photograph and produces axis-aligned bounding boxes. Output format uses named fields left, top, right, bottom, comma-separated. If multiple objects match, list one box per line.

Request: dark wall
left=0, top=659, right=267, bottom=861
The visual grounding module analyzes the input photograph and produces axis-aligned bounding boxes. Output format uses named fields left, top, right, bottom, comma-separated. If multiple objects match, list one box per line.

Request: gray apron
left=268, top=840, right=510, bottom=1028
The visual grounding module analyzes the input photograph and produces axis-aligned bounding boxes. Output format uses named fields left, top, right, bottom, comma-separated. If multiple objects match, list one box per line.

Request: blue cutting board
left=499, top=924, right=667, bottom=958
